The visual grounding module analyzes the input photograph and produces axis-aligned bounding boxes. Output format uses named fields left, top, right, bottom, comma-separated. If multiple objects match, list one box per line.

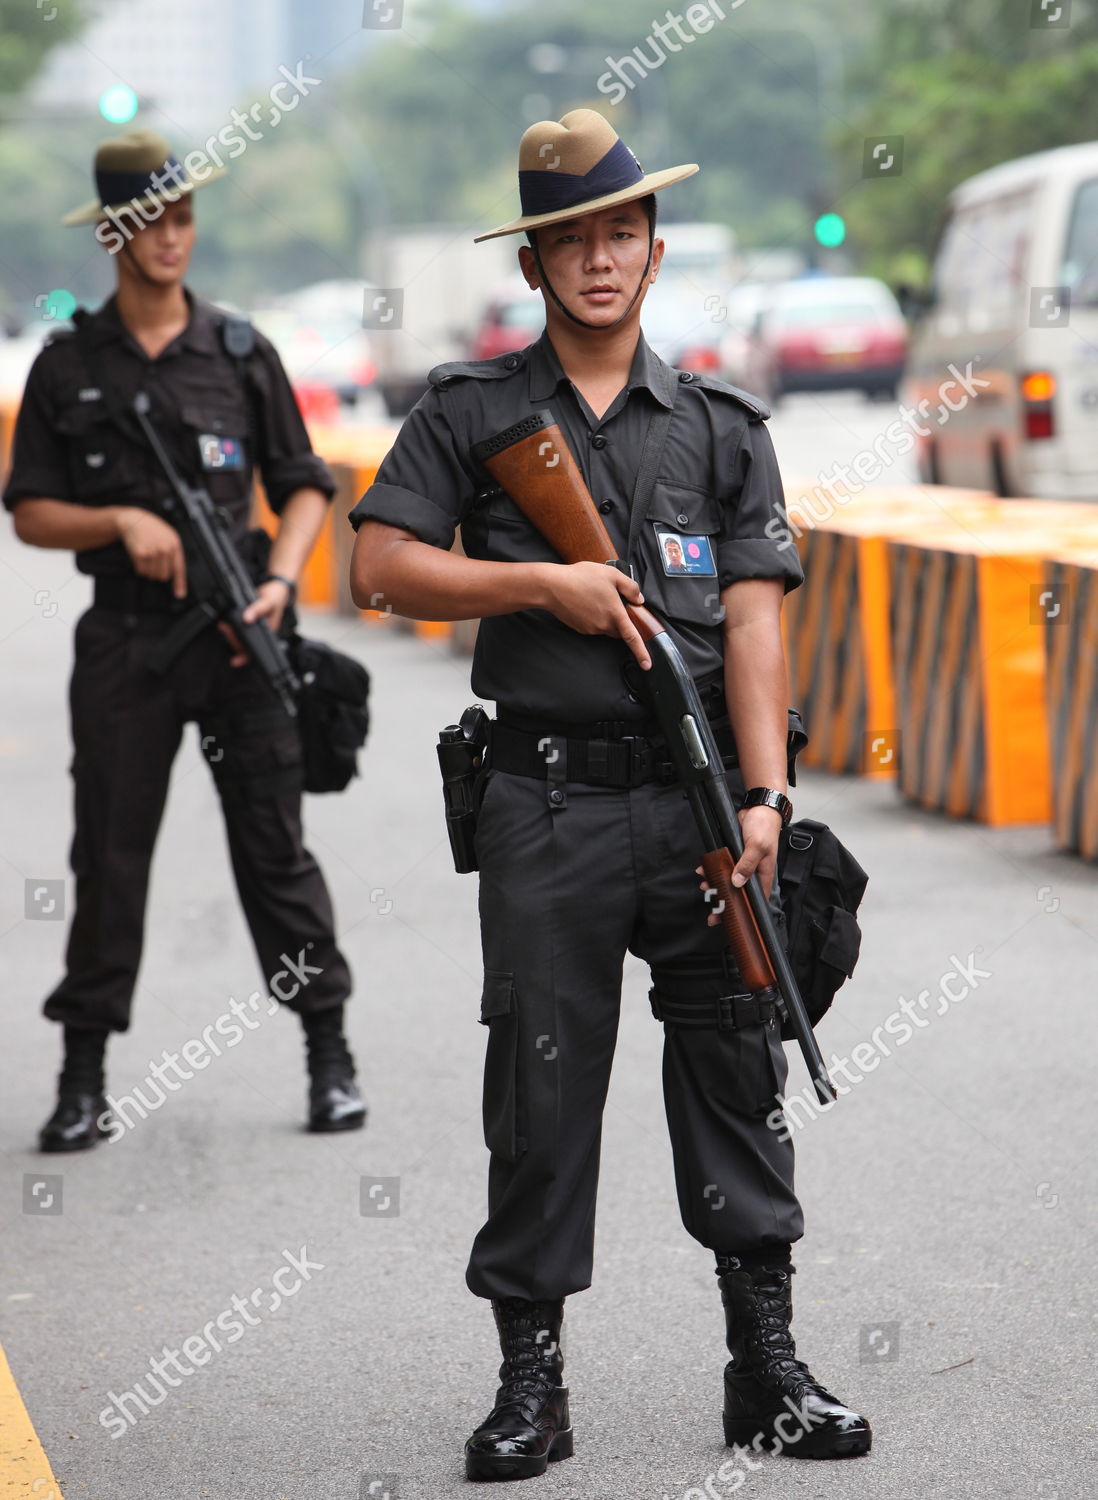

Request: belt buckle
left=620, top=735, right=650, bottom=788
left=586, top=738, right=610, bottom=784
left=726, top=992, right=769, bottom=1029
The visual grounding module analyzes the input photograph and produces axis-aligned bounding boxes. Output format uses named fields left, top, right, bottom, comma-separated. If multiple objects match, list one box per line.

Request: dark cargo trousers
left=467, top=764, right=803, bottom=1302
left=43, top=605, right=351, bottom=1033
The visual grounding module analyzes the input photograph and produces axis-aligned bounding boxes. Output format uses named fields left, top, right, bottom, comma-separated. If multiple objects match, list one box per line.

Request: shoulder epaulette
left=429, top=351, right=527, bottom=389
left=679, top=370, right=770, bottom=421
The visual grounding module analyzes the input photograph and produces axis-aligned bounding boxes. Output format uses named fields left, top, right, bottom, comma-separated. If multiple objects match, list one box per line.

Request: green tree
left=339, top=0, right=850, bottom=251
left=834, top=11, right=1098, bottom=282
left=0, top=0, right=90, bottom=98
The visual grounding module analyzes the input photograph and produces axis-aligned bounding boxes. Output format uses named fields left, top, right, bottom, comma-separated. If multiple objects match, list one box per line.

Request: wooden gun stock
left=472, top=411, right=664, bottom=643
left=471, top=409, right=834, bottom=1104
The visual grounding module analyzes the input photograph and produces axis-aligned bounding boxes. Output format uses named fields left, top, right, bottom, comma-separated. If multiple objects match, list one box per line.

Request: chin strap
left=531, top=214, right=655, bottom=332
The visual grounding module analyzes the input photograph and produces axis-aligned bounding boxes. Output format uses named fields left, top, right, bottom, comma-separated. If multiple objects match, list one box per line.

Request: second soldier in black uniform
left=350, top=110, right=870, bottom=1477
left=4, top=130, right=366, bottom=1149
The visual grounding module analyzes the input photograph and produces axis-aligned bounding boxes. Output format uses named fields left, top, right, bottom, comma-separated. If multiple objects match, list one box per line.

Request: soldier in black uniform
left=5, top=130, right=365, bottom=1149
left=349, top=110, right=869, bottom=1477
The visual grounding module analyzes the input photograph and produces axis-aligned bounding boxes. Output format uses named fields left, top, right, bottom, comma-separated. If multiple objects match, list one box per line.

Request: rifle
left=131, top=392, right=300, bottom=719
left=471, top=410, right=835, bottom=1105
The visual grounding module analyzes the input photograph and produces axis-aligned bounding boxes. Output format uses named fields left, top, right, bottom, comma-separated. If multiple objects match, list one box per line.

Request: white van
left=903, top=141, right=1098, bottom=500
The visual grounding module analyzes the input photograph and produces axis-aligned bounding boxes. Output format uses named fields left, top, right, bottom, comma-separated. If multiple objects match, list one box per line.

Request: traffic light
left=814, top=212, right=847, bottom=249
left=42, top=289, right=77, bottom=321
left=98, top=86, right=139, bottom=124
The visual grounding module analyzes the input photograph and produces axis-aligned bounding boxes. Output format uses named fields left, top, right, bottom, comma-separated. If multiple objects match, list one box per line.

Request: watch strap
left=743, top=786, right=793, bottom=824
left=262, top=572, right=297, bottom=605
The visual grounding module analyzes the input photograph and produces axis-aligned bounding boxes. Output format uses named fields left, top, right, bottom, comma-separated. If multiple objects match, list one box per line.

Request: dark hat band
left=96, top=155, right=184, bottom=209
left=517, top=138, right=644, bottom=219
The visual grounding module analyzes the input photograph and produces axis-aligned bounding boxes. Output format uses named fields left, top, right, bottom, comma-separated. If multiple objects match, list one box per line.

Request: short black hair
left=526, top=192, right=657, bottom=249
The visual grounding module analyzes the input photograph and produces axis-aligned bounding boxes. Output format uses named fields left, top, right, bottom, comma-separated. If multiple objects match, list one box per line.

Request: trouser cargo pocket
left=479, top=970, right=526, bottom=1161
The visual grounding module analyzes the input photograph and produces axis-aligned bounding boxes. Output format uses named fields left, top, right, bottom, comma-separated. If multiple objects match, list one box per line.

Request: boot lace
left=492, top=1299, right=562, bottom=1410
left=737, top=1275, right=832, bottom=1403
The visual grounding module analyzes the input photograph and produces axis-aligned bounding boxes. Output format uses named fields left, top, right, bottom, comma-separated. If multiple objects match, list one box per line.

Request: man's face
left=519, top=203, right=663, bottom=328
left=119, top=196, right=195, bottom=285
left=665, top=539, right=684, bottom=567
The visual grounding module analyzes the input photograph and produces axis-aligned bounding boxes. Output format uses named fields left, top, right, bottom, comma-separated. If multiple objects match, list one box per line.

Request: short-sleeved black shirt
left=349, top=331, right=802, bottom=722
left=2, top=289, right=335, bottom=578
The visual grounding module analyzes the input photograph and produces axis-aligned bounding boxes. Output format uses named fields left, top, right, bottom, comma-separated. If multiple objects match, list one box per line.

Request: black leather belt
left=490, top=712, right=738, bottom=789
left=93, top=576, right=191, bottom=613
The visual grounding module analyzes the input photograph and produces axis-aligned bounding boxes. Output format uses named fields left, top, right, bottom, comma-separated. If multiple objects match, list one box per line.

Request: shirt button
left=676, top=512, right=690, bottom=526
left=549, top=788, right=565, bottom=806
left=599, top=500, right=613, bottom=514
left=679, top=371, right=694, bottom=384
left=503, top=354, right=520, bottom=370
left=591, top=434, right=607, bottom=449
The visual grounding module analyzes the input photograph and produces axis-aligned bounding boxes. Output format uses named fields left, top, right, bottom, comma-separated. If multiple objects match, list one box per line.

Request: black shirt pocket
left=637, top=483, right=726, bottom=629
left=467, top=484, right=559, bottom=566
left=178, top=401, right=252, bottom=507
left=53, top=400, right=125, bottom=502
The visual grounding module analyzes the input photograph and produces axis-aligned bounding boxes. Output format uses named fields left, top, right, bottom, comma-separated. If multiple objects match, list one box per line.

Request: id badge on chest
left=198, top=433, right=244, bottom=471
left=653, top=524, right=717, bottom=577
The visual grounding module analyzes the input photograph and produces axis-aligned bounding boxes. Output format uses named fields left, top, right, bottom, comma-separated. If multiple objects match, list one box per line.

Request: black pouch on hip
left=437, top=705, right=491, bottom=873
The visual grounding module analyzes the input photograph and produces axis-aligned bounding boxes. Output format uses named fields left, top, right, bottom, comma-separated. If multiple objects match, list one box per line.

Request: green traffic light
left=99, top=85, right=139, bottom=124
left=814, top=212, right=846, bottom=248
left=815, top=213, right=845, bottom=246
left=45, top=289, right=77, bottom=321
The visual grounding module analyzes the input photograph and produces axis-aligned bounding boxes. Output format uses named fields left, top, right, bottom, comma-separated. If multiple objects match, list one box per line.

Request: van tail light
left=1021, top=371, right=1055, bottom=441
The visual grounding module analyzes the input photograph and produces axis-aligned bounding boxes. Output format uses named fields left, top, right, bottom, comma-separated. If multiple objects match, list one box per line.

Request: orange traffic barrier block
left=885, top=501, right=1098, bottom=824
left=1043, top=550, right=1098, bottom=859
left=781, top=484, right=1005, bottom=778
left=888, top=536, right=1053, bottom=824
left=782, top=484, right=1098, bottom=824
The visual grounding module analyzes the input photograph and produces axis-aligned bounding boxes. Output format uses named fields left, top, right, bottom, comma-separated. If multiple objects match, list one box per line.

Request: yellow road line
left=0, top=1339, right=61, bottom=1498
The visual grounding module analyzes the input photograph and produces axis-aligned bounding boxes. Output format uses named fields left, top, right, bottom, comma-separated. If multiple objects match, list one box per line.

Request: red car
left=470, top=279, right=546, bottom=361
left=744, top=276, right=908, bottom=403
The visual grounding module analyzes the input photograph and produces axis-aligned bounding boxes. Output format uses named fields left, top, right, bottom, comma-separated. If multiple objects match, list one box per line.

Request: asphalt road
left=2, top=413, right=1094, bottom=1500
left=767, top=389, right=920, bottom=495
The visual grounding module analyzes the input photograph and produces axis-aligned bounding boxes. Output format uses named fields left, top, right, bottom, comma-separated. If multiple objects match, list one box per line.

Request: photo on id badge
left=655, top=526, right=716, bottom=576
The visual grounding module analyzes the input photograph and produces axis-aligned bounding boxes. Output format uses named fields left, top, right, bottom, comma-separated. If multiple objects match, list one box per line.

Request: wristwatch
left=742, top=787, right=793, bottom=825
left=262, top=572, right=297, bottom=607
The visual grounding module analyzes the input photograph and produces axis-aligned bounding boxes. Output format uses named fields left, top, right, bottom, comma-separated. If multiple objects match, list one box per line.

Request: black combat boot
left=302, top=1006, right=366, bottom=1132
left=717, top=1256, right=871, bottom=1459
left=465, top=1297, right=573, bottom=1481
left=39, top=1025, right=111, bottom=1152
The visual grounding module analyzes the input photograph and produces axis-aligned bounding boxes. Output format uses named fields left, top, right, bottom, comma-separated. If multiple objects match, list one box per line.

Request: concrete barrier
left=1043, top=549, right=1098, bottom=860
left=781, top=484, right=1098, bottom=825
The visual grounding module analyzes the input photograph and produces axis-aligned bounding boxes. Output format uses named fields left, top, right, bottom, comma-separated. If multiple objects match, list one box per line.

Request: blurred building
left=32, top=0, right=373, bottom=138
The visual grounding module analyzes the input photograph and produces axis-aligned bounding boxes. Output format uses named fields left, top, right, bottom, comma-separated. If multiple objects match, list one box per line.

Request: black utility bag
left=776, top=818, right=868, bottom=1037
left=238, top=534, right=370, bottom=795
left=287, top=632, right=371, bottom=794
